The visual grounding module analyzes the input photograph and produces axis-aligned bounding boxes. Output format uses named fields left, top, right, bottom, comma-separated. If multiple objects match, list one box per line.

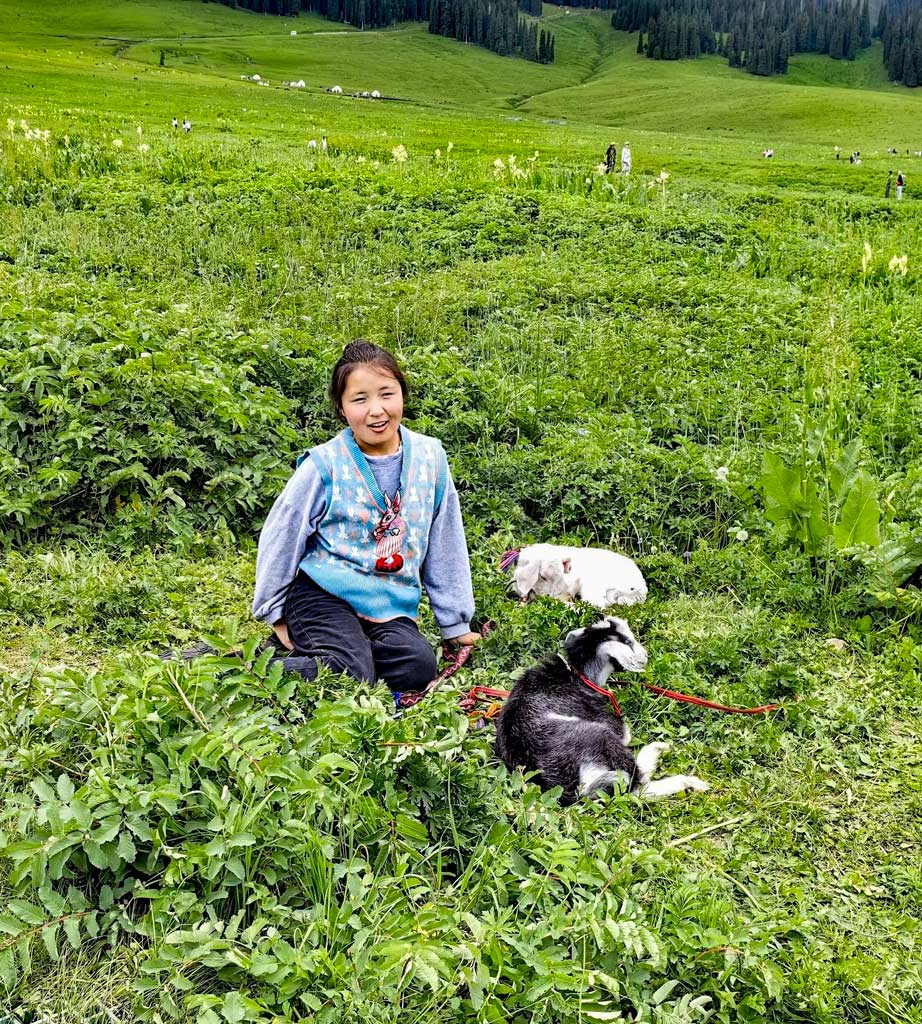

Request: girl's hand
left=449, top=631, right=481, bottom=648
left=273, top=621, right=295, bottom=651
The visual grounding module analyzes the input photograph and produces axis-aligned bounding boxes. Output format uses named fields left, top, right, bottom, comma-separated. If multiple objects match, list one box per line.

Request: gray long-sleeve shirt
left=252, top=448, right=475, bottom=640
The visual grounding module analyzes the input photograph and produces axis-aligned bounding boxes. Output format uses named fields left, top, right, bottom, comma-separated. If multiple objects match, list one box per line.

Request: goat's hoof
left=685, top=776, right=710, bottom=792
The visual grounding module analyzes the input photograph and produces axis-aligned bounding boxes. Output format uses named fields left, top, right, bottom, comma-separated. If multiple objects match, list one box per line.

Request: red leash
left=569, top=665, right=623, bottom=717
left=636, top=681, right=782, bottom=715
left=459, top=663, right=782, bottom=719
left=458, top=685, right=511, bottom=718
left=395, top=622, right=494, bottom=710
left=580, top=664, right=782, bottom=716
left=398, top=626, right=782, bottom=719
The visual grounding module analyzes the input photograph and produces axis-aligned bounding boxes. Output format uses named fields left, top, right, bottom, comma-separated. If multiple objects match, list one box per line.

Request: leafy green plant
left=759, top=428, right=922, bottom=593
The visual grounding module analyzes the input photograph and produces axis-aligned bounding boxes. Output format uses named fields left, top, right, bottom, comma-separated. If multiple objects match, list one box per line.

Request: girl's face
left=340, top=364, right=404, bottom=456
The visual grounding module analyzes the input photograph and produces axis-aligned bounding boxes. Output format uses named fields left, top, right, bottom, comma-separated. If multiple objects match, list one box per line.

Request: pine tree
left=637, top=29, right=645, bottom=52
left=903, top=38, right=918, bottom=86
left=859, top=0, right=871, bottom=47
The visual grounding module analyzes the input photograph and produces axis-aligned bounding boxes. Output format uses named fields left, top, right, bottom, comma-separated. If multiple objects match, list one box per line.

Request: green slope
left=1, top=0, right=921, bottom=149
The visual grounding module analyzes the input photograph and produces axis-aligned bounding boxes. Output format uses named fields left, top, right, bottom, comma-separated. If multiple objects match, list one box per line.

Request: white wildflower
left=511, top=164, right=526, bottom=179
left=391, top=144, right=408, bottom=163
left=730, top=526, right=749, bottom=542
left=356, top=155, right=367, bottom=164
left=715, top=465, right=729, bottom=483
left=861, top=241, right=873, bottom=274
left=138, top=142, right=150, bottom=154
left=595, top=163, right=608, bottom=175
left=137, top=125, right=143, bottom=136
left=112, top=138, right=123, bottom=148
left=888, top=254, right=908, bottom=277
left=447, top=141, right=453, bottom=152
left=434, top=148, right=441, bottom=158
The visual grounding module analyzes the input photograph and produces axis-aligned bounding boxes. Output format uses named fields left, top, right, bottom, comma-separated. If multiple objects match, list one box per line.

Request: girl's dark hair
left=329, top=340, right=409, bottom=421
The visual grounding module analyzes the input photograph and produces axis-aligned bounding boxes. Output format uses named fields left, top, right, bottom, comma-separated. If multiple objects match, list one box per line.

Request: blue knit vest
left=298, top=426, right=448, bottom=622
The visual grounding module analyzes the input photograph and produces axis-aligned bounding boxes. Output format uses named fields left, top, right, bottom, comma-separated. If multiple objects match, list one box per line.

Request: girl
left=253, top=340, right=479, bottom=693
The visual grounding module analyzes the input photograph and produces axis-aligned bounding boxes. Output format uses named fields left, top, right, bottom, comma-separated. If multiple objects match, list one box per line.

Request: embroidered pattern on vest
left=372, top=490, right=406, bottom=573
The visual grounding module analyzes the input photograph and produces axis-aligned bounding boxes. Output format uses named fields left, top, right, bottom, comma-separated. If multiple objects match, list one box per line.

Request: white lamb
left=512, top=543, right=648, bottom=609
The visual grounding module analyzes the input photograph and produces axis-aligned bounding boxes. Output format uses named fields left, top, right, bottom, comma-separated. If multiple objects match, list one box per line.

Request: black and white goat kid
left=494, top=617, right=709, bottom=805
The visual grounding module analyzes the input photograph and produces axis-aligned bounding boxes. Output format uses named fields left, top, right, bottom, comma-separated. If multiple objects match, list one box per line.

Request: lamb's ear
left=514, top=558, right=541, bottom=600
left=562, top=559, right=573, bottom=574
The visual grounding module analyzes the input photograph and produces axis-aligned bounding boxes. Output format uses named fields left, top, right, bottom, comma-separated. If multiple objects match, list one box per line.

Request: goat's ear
left=514, top=559, right=541, bottom=599
left=562, top=559, right=572, bottom=574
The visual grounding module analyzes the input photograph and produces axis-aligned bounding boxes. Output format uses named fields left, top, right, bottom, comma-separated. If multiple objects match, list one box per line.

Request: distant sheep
left=290, top=29, right=297, bottom=36
left=307, top=139, right=317, bottom=149
left=371, top=89, right=381, bottom=98
left=330, top=85, right=343, bottom=94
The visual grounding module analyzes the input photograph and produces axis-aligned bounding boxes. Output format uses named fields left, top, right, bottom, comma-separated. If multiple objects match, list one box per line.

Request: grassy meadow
left=2, top=1, right=922, bottom=1022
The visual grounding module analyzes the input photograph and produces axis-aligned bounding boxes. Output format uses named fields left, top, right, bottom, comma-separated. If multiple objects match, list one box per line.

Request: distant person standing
left=620, top=142, right=632, bottom=175
left=885, top=170, right=893, bottom=198
left=604, top=143, right=617, bottom=173
left=896, top=171, right=905, bottom=199
left=182, top=118, right=192, bottom=133
left=171, top=117, right=178, bottom=130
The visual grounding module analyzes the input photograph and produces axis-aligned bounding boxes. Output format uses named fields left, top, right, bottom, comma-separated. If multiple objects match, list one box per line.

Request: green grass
left=2, top=1, right=922, bottom=1022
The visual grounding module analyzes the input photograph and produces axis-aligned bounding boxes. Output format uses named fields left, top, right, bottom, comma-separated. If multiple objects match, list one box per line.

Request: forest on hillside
left=209, top=0, right=555, bottom=62
left=203, top=0, right=922, bottom=84
left=607, top=0, right=922, bottom=86
left=610, top=0, right=873, bottom=78
left=878, top=0, right=922, bottom=85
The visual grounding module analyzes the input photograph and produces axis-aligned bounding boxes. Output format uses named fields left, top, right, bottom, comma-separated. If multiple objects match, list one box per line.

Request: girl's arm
left=252, top=458, right=326, bottom=628
left=421, top=467, right=476, bottom=641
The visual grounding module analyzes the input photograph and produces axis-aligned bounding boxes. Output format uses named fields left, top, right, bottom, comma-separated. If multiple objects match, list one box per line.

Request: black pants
left=280, top=571, right=437, bottom=692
